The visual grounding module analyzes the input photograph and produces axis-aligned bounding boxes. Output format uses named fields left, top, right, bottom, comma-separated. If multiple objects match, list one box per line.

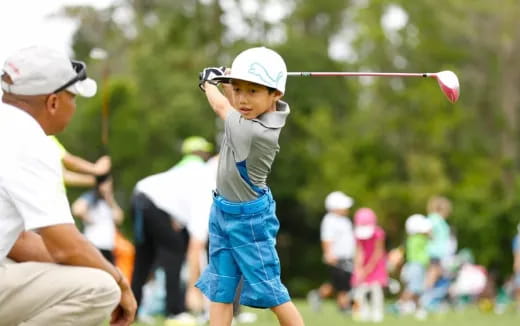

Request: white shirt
left=320, top=212, right=355, bottom=259
left=0, top=104, right=74, bottom=261
left=135, top=156, right=214, bottom=242
left=80, top=192, right=116, bottom=250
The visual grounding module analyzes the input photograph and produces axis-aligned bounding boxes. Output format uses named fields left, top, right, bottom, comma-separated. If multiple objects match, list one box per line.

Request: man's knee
left=78, top=268, right=121, bottom=310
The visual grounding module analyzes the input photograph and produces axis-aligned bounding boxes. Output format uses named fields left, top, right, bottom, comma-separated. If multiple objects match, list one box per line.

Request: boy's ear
left=273, top=90, right=283, bottom=101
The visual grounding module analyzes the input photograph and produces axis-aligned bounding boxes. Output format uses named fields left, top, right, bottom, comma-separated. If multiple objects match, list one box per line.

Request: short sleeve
left=320, top=217, right=334, bottom=241
left=4, top=140, right=74, bottom=230
left=225, top=109, right=255, bottom=162
left=49, top=135, right=68, bottom=159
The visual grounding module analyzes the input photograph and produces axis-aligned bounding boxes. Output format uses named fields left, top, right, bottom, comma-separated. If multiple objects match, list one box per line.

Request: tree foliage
left=58, top=0, right=520, bottom=294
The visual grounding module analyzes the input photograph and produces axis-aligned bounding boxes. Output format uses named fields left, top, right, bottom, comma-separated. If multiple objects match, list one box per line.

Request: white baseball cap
left=405, top=214, right=432, bottom=235
left=1, top=45, right=97, bottom=97
left=215, top=47, right=287, bottom=93
left=325, top=191, right=354, bottom=211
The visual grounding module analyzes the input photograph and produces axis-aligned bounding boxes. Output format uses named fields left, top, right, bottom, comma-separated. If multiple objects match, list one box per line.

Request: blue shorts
left=195, top=190, right=291, bottom=308
left=402, top=262, right=426, bottom=295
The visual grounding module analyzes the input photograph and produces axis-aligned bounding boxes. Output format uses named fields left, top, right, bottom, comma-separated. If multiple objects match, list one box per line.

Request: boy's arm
left=203, top=82, right=232, bottom=120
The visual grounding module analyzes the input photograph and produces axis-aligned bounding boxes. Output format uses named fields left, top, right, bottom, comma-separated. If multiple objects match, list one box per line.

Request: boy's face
left=230, top=79, right=282, bottom=119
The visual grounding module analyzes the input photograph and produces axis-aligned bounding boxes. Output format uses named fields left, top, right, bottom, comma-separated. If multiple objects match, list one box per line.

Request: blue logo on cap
left=248, top=63, right=283, bottom=87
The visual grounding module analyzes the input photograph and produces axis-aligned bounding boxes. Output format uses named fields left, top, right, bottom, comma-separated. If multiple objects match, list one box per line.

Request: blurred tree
left=57, top=0, right=520, bottom=293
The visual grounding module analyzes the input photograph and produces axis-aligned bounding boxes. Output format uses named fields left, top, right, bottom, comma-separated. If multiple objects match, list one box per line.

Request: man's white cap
left=405, top=214, right=432, bottom=235
left=325, top=191, right=354, bottom=211
left=215, top=46, right=287, bottom=93
left=1, top=45, right=97, bottom=97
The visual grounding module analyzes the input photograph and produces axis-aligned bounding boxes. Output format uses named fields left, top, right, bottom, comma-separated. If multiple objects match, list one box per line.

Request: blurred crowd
left=307, top=192, right=520, bottom=322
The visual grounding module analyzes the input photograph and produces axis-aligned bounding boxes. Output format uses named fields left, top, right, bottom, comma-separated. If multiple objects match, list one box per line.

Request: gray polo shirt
left=217, top=101, right=290, bottom=202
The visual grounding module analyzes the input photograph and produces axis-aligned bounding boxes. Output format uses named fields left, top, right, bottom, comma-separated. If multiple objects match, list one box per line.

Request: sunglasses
left=53, top=60, right=87, bottom=94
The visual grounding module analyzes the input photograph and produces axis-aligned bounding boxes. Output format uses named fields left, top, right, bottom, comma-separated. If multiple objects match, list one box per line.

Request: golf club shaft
left=287, top=72, right=435, bottom=78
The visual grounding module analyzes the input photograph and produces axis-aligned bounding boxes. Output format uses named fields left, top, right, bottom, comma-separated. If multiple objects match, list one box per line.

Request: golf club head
left=435, top=71, right=460, bottom=103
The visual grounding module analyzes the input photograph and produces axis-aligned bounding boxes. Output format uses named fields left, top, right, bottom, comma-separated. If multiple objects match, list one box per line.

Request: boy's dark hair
left=267, top=86, right=277, bottom=94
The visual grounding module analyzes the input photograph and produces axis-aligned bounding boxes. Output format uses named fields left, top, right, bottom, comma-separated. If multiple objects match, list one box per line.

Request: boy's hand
left=198, top=67, right=226, bottom=92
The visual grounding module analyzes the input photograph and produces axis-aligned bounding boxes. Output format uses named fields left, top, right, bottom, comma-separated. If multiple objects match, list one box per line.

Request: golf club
left=287, top=70, right=460, bottom=103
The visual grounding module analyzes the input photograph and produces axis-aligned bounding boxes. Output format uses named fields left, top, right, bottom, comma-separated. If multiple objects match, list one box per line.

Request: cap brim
left=355, top=225, right=375, bottom=239
left=67, top=78, right=97, bottom=97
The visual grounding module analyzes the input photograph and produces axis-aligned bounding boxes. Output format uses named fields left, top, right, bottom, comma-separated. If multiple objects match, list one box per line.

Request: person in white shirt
left=72, top=173, right=124, bottom=263
left=308, top=191, right=356, bottom=312
left=0, top=45, right=136, bottom=326
left=130, top=136, right=214, bottom=321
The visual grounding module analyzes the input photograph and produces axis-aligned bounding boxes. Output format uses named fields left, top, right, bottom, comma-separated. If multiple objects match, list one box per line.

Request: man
left=0, top=45, right=136, bottom=326
left=131, top=136, right=214, bottom=322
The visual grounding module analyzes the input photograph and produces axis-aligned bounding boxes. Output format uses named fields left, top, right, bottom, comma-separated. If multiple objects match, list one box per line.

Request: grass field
left=129, top=299, right=520, bottom=326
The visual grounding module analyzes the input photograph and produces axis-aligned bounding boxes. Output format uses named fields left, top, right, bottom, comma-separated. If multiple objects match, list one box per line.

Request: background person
left=514, top=223, right=520, bottom=311
left=49, top=135, right=111, bottom=188
left=308, top=191, right=355, bottom=312
left=0, top=45, right=136, bottom=326
left=131, top=136, right=214, bottom=323
left=351, top=207, right=388, bottom=323
left=72, top=173, right=124, bottom=263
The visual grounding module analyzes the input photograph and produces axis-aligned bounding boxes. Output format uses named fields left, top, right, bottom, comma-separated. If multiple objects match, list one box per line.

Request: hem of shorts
left=195, top=281, right=234, bottom=304
left=239, top=294, right=291, bottom=309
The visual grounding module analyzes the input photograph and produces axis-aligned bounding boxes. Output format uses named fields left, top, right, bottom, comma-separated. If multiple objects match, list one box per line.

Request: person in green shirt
left=397, top=214, right=431, bottom=314
left=48, top=135, right=111, bottom=188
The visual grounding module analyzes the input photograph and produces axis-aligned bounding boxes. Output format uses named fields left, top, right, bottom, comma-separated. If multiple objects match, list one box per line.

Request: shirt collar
left=253, top=100, right=290, bottom=129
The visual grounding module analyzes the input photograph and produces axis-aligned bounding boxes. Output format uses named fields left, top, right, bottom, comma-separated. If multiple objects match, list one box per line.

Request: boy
left=195, top=47, right=304, bottom=326
left=308, top=191, right=355, bottom=312
left=397, top=214, right=431, bottom=315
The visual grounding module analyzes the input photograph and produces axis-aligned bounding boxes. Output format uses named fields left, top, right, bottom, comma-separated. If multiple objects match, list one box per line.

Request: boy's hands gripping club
left=198, top=66, right=227, bottom=92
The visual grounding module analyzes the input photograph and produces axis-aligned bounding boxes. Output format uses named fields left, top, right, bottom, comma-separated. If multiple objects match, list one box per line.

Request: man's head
left=181, top=136, right=213, bottom=160
left=216, top=47, right=287, bottom=119
left=1, top=45, right=97, bottom=134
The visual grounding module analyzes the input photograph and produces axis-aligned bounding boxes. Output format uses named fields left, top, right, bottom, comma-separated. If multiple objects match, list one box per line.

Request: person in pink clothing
left=352, top=208, right=387, bottom=323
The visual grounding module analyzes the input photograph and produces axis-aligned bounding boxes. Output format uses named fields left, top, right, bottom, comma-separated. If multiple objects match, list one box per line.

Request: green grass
left=128, top=299, right=520, bottom=326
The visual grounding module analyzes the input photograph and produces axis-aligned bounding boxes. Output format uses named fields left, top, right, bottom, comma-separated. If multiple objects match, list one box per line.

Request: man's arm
left=8, top=231, right=54, bottom=263
left=38, top=224, right=136, bottom=324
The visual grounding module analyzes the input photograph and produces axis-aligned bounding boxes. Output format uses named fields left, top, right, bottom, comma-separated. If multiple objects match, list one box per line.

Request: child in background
left=514, top=223, right=520, bottom=311
left=308, top=191, right=355, bottom=312
left=397, top=214, right=431, bottom=315
left=424, top=196, right=452, bottom=291
left=351, top=208, right=388, bottom=323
